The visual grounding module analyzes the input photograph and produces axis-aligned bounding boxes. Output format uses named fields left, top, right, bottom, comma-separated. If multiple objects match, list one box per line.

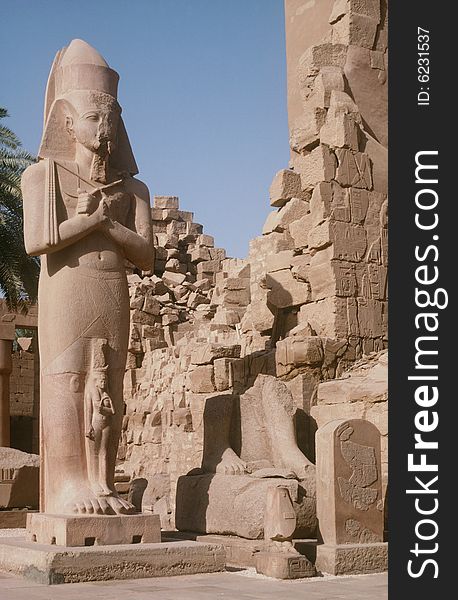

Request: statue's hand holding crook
left=77, top=188, right=99, bottom=215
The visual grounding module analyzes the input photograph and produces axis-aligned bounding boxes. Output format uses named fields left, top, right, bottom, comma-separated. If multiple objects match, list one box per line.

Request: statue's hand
left=77, top=188, right=98, bottom=215
left=93, top=197, right=110, bottom=226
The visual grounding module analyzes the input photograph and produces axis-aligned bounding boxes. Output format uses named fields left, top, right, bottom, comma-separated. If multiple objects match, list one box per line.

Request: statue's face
left=65, top=91, right=121, bottom=155
left=94, top=371, right=107, bottom=389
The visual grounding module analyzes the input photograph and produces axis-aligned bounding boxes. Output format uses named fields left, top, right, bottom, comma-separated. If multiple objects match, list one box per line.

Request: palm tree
left=0, top=107, right=39, bottom=309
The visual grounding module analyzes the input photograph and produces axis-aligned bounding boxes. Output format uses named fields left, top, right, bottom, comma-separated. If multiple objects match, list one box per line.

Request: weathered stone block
left=0, top=448, right=39, bottom=509
left=154, top=196, right=179, bottom=209
left=289, top=107, right=327, bottom=153
left=332, top=12, right=378, bottom=50
left=335, top=149, right=372, bottom=189
left=269, top=169, right=302, bottom=208
left=295, top=145, right=336, bottom=191
left=26, top=513, right=161, bottom=547
left=266, top=269, right=310, bottom=308
left=188, top=366, right=215, bottom=393
left=256, top=550, right=316, bottom=579
left=316, top=419, right=384, bottom=547
left=289, top=214, right=313, bottom=249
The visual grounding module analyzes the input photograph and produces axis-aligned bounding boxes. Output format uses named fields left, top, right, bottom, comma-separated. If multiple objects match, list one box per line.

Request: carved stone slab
left=315, top=418, right=387, bottom=574
left=0, top=537, right=225, bottom=585
left=316, top=418, right=383, bottom=545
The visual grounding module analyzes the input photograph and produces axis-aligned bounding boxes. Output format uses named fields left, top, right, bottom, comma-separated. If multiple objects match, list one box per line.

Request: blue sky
left=1, top=0, right=288, bottom=258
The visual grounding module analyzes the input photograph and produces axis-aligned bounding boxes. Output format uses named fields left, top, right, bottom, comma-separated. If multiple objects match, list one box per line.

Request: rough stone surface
left=0, top=537, right=225, bottom=585
left=256, top=550, right=316, bottom=579
left=26, top=513, right=161, bottom=547
left=0, top=448, right=39, bottom=509
left=315, top=418, right=386, bottom=575
left=175, top=474, right=316, bottom=540
left=316, top=542, right=388, bottom=576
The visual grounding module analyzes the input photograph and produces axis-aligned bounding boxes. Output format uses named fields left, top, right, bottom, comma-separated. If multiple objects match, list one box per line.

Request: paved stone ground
left=0, top=566, right=387, bottom=599
left=0, top=529, right=387, bottom=599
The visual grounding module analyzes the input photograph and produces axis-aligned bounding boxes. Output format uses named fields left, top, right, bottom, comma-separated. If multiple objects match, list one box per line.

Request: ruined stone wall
left=9, top=341, right=39, bottom=453
left=120, top=0, right=388, bottom=527
left=10, top=349, right=35, bottom=418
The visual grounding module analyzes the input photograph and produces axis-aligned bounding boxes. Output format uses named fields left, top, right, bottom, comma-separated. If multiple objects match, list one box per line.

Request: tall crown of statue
left=38, top=39, right=138, bottom=175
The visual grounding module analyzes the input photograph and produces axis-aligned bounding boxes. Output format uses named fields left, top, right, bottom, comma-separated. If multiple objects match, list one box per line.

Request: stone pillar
left=316, top=418, right=387, bottom=575
left=0, top=322, right=15, bottom=447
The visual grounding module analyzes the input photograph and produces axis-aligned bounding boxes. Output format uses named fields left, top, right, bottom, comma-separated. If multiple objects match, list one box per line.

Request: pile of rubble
left=126, top=195, right=230, bottom=367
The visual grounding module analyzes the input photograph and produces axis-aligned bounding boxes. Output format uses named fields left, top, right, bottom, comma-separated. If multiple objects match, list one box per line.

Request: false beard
left=90, top=141, right=112, bottom=183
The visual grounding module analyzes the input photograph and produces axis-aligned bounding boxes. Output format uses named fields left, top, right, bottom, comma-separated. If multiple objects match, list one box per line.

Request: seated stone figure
left=176, top=374, right=317, bottom=539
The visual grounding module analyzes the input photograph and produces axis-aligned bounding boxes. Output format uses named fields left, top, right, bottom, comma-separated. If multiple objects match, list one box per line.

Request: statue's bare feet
left=215, top=447, right=247, bottom=476
left=66, top=488, right=135, bottom=515
left=66, top=488, right=114, bottom=515
left=105, top=493, right=136, bottom=515
left=281, top=447, right=314, bottom=480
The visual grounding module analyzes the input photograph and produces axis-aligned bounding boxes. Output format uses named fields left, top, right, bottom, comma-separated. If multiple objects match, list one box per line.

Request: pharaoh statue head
left=38, top=38, right=138, bottom=182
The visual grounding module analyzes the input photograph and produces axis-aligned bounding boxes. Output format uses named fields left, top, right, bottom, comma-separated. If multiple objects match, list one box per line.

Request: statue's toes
left=91, top=498, right=102, bottom=514
left=98, top=497, right=113, bottom=515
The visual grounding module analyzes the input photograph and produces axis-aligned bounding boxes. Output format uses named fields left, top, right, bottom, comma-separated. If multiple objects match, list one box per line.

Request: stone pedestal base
left=0, top=537, right=225, bottom=584
left=27, top=512, right=161, bottom=546
left=316, top=542, right=388, bottom=575
left=255, top=551, right=316, bottom=579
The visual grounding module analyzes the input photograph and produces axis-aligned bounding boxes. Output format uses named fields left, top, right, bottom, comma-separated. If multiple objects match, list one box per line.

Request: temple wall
left=117, top=0, right=388, bottom=528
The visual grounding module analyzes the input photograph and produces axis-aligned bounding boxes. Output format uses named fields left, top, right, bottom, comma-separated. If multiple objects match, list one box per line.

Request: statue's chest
left=56, top=164, right=131, bottom=225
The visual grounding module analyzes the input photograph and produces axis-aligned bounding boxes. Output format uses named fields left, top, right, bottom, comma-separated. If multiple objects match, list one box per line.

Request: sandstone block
left=316, top=542, right=387, bottom=575
left=308, top=248, right=357, bottom=300
left=256, top=551, right=316, bottom=579
left=142, top=293, right=161, bottom=316
left=297, top=44, right=348, bottom=98
left=350, top=0, right=381, bottom=22
left=266, top=269, right=310, bottom=308
left=332, top=12, right=378, bottom=50
left=269, top=169, right=302, bottom=208
left=208, top=248, right=226, bottom=261
left=190, top=246, right=210, bottom=263
left=191, top=343, right=241, bottom=365
left=289, top=214, right=313, bottom=249
left=0, top=537, right=225, bottom=584
left=276, top=336, right=323, bottom=376
left=131, top=309, right=157, bottom=326
left=335, top=149, right=372, bottom=189
left=154, top=196, right=179, bottom=209
left=188, top=366, right=215, bottom=393
left=266, top=250, right=294, bottom=273
left=214, top=358, right=232, bottom=391
left=289, top=107, right=326, bottom=153
left=197, top=260, right=221, bottom=274
left=331, top=221, right=367, bottom=261
left=298, top=297, right=348, bottom=338
left=313, top=67, right=346, bottom=108
left=162, top=271, right=186, bottom=286
left=0, top=448, right=39, bottom=509
left=315, top=418, right=386, bottom=574
left=329, top=0, right=349, bottom=24
left=197, top=234, right=214, bottom=247
left=27, top=513, right=161, bottom=547
left=320, top=112, right=359, bottom=150
left=296, top=145, right=336, bottom=191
